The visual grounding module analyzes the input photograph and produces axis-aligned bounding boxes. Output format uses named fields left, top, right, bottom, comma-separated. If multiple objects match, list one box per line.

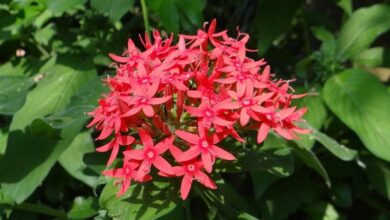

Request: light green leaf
left=353, top=47, right=390, bottom=68
left=44, top=0, right=87, bottom=14
left=323, top=69, right=390, bottom=162
left=59, top=132, right=98, bottom=187
left=43, top=76, right=108, bottom=129
left=10, top=60, right=95, bottom=130
left=298, top=122, right=358, bottom=161
left=294, top=91, right=327, bottom=148
left=67, top=196, right=98, bottom=220
left=99, top=180, right=178, bottom=220
left=311, top=26, right=336, bottom=58
left=0, top=58, right=95, bottom=203
left=336, top=4, right=390, bottom=59
left=336, top=0, right=352, bottom=15
left=0, top=76, right=33, bottom=115
left=254, top=0, right=303, bottom=54
left=91, top=0, right=134, bottom=22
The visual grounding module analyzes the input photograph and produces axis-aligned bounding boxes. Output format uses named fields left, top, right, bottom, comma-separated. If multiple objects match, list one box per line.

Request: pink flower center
left=146, top=150, right=155, bottom=159
left=242, top=98, right=252, bottom=106
left=125, top=167, right=131, bottom=174
left=187, top=164, right=195, bottom=172
left=204, top=109, right=213, bottom=117
left=140, top=77, right=149, bottom=84
left=237, top=75, right=246, bottom=80
left=139, top=98, right=148, bottom=104
left=200, top=140, right=209, bottom=149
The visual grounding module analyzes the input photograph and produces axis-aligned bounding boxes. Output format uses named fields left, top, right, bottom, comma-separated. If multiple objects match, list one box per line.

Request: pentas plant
left=88, top=20, right=310, bottom=200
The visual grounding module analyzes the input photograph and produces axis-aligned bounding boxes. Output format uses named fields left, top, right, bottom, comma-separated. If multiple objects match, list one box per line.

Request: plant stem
left=140, top=0, right=151, bottom=40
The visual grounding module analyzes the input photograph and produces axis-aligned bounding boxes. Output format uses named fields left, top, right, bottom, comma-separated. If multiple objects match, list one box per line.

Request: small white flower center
left=200, top=140, right=209, bottom=148
left=146, top=151, right=155, bottom=159
left=141, top=78, right=149, bottom=84
left=204, top=110, right=213, bottom=117
left=125, top=167, right=130, bottom=174
left=187, top=164, right=195, bottom=172
left=242, top=98, right=251, bottom=106
left=139, top=98, right=148, bottom=104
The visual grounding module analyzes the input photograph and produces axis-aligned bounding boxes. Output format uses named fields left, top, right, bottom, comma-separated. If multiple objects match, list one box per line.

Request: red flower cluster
left=88, top=20, right=309, bottom=200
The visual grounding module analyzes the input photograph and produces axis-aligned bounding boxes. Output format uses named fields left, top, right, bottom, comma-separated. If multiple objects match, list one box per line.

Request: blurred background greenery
left=1, top=0, right=390, bottom=219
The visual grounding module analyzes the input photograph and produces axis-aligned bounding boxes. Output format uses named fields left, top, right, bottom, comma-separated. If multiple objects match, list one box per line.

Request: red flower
left=124, top=130, right=175, bottom=180
left=122, top=81, right=171, bottom=117
left=175, top=124, right=235, bottom=173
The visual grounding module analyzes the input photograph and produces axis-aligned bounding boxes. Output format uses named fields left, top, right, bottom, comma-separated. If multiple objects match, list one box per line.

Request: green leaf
left=0, top=58, right=95, bottom=203
left=353, top=47, right=390, bottom=68
left=336, top=0, right=352, bottom=15
left=0, top=121, right=83, bottom=203
left=304, top=200, right=339, bottom=220
left=59, top=132, right=98, bottom=187
left=219, top=143, right=294, bottom=177
left=0, top=76, right=33, bottom=115
left=91, top=0, right=134, bottom=22
left=290, top=141, right=331, bottom=187
left=298, top=123, right=358, bottom=161
left=259, top=172, right=323, bottom=220
left=253, top=0, right=303, bottom=54
left=311, top=26, right=336, bottom=58
left=250, top=171, right=280, bottom=200
left=294, top=91, right=327, bottom=148
left=365, top=158, right=390, bottom=200
left=175, top=0, right=204, bottom=27
left=99, top=180, right=178, bottom=220
left=44, top=0, right=87, bottom=14
left=336, top=4, right=390, bottom=59
left=43, top=76, right=109, bottom=129
left=323, top=69, right=390, bottom=162
left=10, top=58, right=95, bottom=130
left=67, top=196, right=98, bottom=220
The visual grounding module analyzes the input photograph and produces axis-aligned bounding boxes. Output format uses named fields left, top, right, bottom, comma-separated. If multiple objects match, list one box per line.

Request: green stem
left=11, top=203, right=67, bottom=220
left=140, top=0, right=151, bottom=39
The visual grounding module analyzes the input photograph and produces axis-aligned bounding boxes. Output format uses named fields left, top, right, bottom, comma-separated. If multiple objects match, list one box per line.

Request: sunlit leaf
left=323, top=69, right=390, bottom=162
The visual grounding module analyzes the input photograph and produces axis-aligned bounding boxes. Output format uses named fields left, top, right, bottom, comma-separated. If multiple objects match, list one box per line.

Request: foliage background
left=1, top=0, right=390, bottom=219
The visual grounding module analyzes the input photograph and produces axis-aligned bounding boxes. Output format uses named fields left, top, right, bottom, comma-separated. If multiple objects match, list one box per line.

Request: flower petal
left=210, top=145, right=235, bottom=160
left=257, top=123, right=270, bottom=143
left=175, top=130, right=200, bottom=144
left=194, top=171, right=217, bottom=189
left=139, top=129, right=154, bottom=148
left=181, top=175, right=193, bottom=200
left=201, top=152, right=213, bottom=173
left=142, top=105, right=155, bottom=117
left=178, top=146, right=201, bottom=162
left=153, top=156, right=174, bottom=175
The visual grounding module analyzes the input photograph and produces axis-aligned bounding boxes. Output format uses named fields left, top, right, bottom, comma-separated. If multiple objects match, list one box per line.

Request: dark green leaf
left=253, top=0, right=303, bottom=54
left=336, top=4, right=390, bottom=59
left=304, top=200, right=339, bottom=220
left=91, top=0, right=134, bottom=22
left=365, top=158, right=390, bottom=200
left=0, top=76, right=33, bottom=115
left=323, top=69, right=390, bottom=162
left=290, top=141, right=331, bottom=187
